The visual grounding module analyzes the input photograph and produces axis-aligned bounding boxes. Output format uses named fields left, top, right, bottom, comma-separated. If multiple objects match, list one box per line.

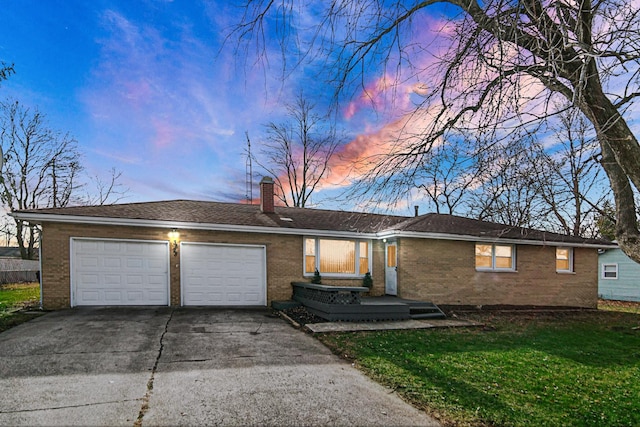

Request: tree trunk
left=582, top=74, right=640, bottom=262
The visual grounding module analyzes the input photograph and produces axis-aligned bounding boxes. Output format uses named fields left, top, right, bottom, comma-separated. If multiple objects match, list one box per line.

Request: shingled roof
left=12, top=200, right=408, bottom=234
left=386, top=213, right=610, bottom=245
left=12, top=199, right=613, bottom=246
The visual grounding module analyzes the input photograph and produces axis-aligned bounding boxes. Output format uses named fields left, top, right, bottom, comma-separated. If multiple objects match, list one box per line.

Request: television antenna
left=245, top=132, right=253, bottom=204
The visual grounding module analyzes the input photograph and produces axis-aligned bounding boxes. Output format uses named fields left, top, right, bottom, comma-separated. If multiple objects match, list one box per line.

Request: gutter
left=38, top=233, right=43, bottom=310
left=376, top=230, right=615, bottom=249
left=11, top=211, right=614, bottom=249
left=9, top=212, right=380, bottom=240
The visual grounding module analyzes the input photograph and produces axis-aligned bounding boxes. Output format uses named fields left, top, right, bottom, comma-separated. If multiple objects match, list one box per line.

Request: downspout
left=37, top=227, right=43, bottom=310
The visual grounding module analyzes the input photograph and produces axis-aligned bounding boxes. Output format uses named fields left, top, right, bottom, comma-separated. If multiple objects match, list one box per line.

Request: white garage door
left=72, top=239, right=170, bottom=306
left=181, top=243, right=266, bottom=306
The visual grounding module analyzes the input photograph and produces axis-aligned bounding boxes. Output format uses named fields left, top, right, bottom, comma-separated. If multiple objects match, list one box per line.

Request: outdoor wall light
left=168, top=229, right=180, bottom=257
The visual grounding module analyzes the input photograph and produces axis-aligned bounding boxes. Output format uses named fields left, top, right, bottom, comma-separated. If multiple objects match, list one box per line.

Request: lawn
left=0, top=282, right=42, bottom=333
left=318, top=308, right=640, bottom=427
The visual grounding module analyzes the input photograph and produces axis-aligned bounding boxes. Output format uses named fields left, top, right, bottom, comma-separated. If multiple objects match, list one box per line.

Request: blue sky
left=2, top=1, right=627, bottom=219
left=1, top=0, right=413, bottom=210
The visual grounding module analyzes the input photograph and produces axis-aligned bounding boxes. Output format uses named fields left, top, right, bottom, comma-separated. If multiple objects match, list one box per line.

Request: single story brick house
left=12, top=177, right=613, bottom=310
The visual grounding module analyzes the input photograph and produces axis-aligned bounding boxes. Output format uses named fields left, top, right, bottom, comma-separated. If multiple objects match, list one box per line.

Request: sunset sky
left=0, top=0, right=450, bottom=215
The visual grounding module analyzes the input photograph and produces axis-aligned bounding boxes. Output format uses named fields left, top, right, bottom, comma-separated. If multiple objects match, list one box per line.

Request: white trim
left=69, top=237, right=171, bottom=307
left=555, top=247, right=574, bottom=273
left=12, top=211, right=613, bottom=249
left=179, top=242, right=267, bottom=306
left=384, top=240, right=398, bottom=295
left=378, top=230, right=610, bottom=249
left=601, top=263, right=618, bottom=280
left=13, top=213, right=379, bottom=239
left=38, top=235, right=43, bottom=309
left=303, top=236, right=372, bottom=278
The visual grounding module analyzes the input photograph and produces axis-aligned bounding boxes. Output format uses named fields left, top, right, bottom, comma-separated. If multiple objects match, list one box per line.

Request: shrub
left=311, top=269, right=322, bottom=284
left=362, top=272, right=373, bottom=289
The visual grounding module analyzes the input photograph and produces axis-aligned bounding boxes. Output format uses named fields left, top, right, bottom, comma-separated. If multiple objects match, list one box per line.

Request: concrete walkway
left=305, top=317, right=481, bottom=333
left=0, top=307, right=440, bottom=426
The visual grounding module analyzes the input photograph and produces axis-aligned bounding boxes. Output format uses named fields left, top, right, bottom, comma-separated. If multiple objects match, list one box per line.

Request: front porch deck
left=287, top=282, right=446, bottom=322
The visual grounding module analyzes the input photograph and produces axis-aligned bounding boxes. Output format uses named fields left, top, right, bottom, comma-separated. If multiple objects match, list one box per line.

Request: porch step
left=408, top=302, right=446, bottom=320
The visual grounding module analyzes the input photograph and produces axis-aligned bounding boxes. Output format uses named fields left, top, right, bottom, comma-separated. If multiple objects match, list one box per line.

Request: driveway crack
left=0, top=399, right=142, bottom=414
left=134, top=308, right=174, bottom=427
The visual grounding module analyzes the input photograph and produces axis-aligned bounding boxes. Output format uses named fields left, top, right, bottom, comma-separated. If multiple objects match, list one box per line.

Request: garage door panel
left=103, top=275, right=121, bottom=285
left=148, top=274, right=168, bottom=285
left=148, top=259, right=166, bottom=269
left=182, top=244, right=266, bottom=306
left=72, top=239, right=169, bottom=306
left=147, top=291, right=167, bottom=302
left=79, top=290, right=100, bottom=302
left=103, top=241, right=122, bottom=252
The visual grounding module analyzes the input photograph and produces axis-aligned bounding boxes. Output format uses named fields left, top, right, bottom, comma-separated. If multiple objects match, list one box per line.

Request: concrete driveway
left=0, top=307, right=439, bottom=426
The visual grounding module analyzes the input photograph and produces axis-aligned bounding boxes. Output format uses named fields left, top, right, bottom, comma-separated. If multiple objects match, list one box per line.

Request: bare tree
left=411, top=135, right=484, bottom=215
left=83, top=167, right=129, bottom=206
left=534, top=107, right=610, bottom=237
left=0, top=99, right=82, bottom=259
left=253, top=93, right=342, bottom=207
left=232, top=0, right=640, bottom=260
left=0, top=61, right=13, bottom=86
left=467, top=137, right=550, bottom=228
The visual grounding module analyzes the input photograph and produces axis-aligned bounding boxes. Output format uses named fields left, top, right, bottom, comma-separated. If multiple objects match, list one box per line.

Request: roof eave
left=9, top=212, right=379, bottom=239
left=377, top=230, right=615, bottom=248
left=12, top=211, right=615, bottom=248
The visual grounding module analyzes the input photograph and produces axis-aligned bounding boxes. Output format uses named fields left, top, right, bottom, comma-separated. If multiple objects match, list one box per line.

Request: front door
left=385, top=241, right=397, bottom=295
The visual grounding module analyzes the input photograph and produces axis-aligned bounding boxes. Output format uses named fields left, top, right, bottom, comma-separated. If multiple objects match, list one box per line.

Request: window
left=602, top=263, right=618, bottom=279
left=304, top=238, right=370, bottom=276
left=556, top=247, right=573, bottom=272
left=386, top=244, right=397, bottom=268
left=475, top=244, right=515, bottom=271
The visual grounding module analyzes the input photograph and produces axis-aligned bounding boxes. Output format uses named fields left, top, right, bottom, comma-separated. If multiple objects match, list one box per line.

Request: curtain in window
left=319, top=239, right=355, bottom=274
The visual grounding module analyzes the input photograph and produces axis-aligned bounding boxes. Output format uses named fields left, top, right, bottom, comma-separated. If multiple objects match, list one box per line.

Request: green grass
left=318, top=310, right=640, bottom=427
left=0, top=282, right=41, bottom=332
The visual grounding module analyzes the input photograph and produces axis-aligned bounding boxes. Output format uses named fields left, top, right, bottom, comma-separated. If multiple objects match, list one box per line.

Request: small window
left=359, top=241, right=369, bottom=275
left=475, top=244, right=515, bottom=271
left=387, top=244, right=397, bottom=268
left=304, top=237, right=370, bottom=277
left=602, top=263, right=618, bottom=280
left=304, top=238, right=316, bottom=274
left=556, top=248, right=573, bottom=272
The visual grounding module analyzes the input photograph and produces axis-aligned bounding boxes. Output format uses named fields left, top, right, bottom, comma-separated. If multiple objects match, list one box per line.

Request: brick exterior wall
left=39, top=221, right=597, bottom=310
left=39, top=222, right=386, bottom=309
left=397, top=238, right=598, bottom=308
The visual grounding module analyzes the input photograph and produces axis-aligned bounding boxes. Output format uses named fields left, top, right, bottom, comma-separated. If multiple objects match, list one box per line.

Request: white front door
left=385, top=241, right=397, bottom=295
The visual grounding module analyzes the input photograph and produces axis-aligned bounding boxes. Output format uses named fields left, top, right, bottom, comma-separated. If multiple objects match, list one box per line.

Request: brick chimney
left=260, top=177, right=275, bottom=213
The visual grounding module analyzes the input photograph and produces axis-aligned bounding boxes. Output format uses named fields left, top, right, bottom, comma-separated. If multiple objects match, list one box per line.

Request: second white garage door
left=181, top=243, right=266, bottom=306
